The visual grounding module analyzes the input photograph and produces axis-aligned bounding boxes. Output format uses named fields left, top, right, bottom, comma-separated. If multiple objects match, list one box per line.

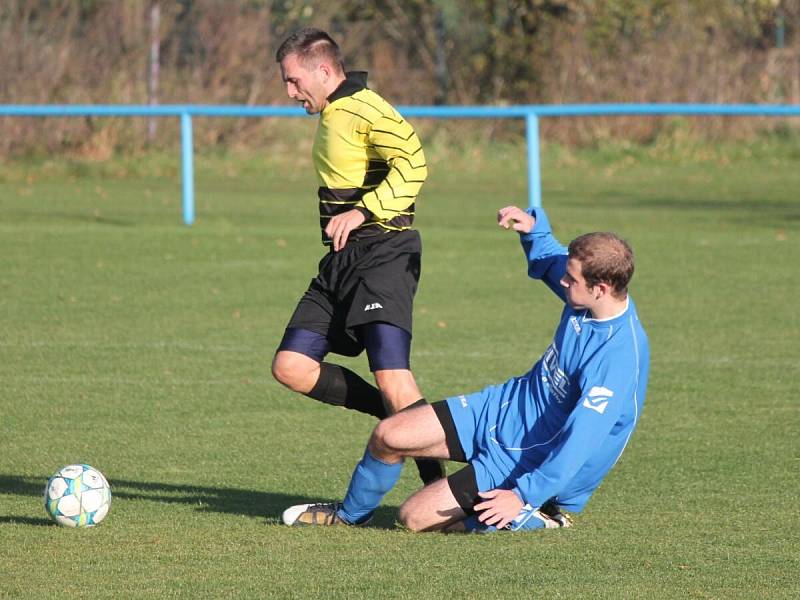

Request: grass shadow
left=0, top=516, right=54, bottom=527
left=563, top=192, right=800, bottom=228
left=0, top=210, right=136, bottom=227
left=0, top=474, right=398, bottom=529
left=42, top=211, right=136, bottom=227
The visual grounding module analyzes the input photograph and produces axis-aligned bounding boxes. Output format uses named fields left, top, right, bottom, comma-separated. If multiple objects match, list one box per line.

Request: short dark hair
left=275, top=27, right=344, bottom=73
left=568, top=232, right=634, bottom=298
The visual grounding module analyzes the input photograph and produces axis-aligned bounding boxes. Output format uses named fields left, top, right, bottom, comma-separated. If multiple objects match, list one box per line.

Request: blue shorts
left=445, top=383, right=513, bottom=495
left=444, top=375, right=545, bottom=498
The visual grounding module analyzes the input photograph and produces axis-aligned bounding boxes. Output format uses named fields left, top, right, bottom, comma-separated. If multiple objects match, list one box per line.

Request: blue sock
left=337, top=448, right=403, bottom=524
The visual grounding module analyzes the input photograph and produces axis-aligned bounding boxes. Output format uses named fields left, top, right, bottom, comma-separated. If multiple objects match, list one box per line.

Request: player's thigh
left=346, top=233, right=421, bottom=334
left=398, top=478, right=467, bottom=532
left=280, top=291, right=363, bottom=359
left=360, top=322, right=412, bottom=372
left=371, top=404, right=448, bottom=458
left=281, top=280, right=336, bottom=347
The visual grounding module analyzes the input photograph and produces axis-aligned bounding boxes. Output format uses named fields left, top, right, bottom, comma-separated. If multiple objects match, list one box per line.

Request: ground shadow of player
left=110, top=478, right=399, bottom=528
left=0, top=474, right=63, bottom=526
left=5, top=210, right=136, bottom=227
left=0, top=515, right=53, bottom=526
left=0, top=474, right=398, bottom=529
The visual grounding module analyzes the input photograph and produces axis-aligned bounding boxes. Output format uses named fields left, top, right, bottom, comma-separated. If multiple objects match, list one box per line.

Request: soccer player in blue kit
left=282, top=205, right=650, bottom=532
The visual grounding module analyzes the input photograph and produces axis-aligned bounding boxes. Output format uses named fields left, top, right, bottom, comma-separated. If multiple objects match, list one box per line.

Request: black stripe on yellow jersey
left=313, top=71, right=428, bottom=245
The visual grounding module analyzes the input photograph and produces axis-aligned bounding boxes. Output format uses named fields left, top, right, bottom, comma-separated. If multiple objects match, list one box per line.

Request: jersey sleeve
left=356, top=113, right=428, bottom=221
left=519, top=208, right=568, bottom=301
left=510, top=355, right=637, bottom=509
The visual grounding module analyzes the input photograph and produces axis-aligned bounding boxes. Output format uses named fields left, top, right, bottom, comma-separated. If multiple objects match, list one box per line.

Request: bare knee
left=398, top=502, right=425, bottom=532
left=270, top=354, right=296, bottom=388
left=398, top=497, right=451, bottom=532
left=397, top=479, right=464, bottom=533
left=368, top=419, right=398, bottom=456
left=271, top=352, right=317, bottom=393
left=397, top=505, right=417, bottom=531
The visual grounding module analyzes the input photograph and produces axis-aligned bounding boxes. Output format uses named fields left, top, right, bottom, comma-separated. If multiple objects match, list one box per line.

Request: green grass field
left=1, top=140, right=798, bottom=598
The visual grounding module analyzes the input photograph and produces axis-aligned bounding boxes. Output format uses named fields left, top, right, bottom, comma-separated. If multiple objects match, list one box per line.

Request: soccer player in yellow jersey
left=271, top=28, right=443, bottom=483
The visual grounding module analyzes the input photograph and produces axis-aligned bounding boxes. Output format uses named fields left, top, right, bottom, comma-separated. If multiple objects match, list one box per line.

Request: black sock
left=306, top=363, right=387, bottom=419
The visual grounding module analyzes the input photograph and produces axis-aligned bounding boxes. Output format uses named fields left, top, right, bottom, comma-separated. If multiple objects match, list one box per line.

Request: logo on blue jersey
left=542, top=343, right=569, bottom=402
left=570, top=316, right=582, bottom=335
left=582, top=386, right=614, bottom=414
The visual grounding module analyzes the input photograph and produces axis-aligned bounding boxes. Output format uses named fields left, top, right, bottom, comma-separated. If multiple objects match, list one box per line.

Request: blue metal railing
left=2, top=103, right=799, bottom=224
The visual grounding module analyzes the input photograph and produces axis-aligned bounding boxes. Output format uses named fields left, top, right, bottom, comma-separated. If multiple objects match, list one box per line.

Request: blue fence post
left=525, top=112, right=542, bottom=208
left=180, top=111, right=195, bottom=225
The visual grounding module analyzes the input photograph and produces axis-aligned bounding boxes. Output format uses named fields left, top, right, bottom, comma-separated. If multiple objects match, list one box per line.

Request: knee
left=368, top=419, right=396, bottom=455
left=397, top=501, right=424, bottom=532
left=271, top=353, right=310, bottom=392
left=270, top=354, right=293, bottom=387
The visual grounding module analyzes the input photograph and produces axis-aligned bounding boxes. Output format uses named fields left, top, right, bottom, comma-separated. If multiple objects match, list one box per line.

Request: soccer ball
left=43, top=464, right=112, bottom=528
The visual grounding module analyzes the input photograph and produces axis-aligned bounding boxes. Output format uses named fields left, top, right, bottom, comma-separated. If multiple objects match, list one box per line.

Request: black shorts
left=284, top=230, right=421, bottom=357
left=433, top=400, right=480, bottom=514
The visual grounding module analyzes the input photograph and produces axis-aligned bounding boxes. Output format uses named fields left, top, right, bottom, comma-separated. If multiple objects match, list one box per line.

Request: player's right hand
left=326, top=209, right=366, bottom=251
left=497, top=206, right=535, bottom=234
left=474, top=489, right=525, bottom=530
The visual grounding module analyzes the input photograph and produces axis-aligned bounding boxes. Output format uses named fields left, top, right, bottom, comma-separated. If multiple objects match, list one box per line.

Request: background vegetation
left=1, top=0, right=799, bottom=158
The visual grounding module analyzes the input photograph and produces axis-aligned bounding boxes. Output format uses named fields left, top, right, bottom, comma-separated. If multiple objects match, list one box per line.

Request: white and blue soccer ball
left=44, top=464, right=112, bottom=528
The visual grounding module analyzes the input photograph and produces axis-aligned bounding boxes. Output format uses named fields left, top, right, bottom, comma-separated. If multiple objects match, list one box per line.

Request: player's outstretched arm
left=497, top=205, right=568, bottom=299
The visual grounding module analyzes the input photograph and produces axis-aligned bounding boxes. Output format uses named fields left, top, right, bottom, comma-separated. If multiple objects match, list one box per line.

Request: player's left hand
left=474, top=489, right=524, bottom=529
left=325, top=209, right=366, bottom=251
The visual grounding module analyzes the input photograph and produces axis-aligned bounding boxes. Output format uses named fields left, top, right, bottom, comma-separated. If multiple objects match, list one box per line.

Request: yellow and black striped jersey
left=313, top=71, right=428, bottom=245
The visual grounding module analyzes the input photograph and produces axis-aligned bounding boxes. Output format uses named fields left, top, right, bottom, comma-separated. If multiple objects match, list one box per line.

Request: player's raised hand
left=474, top=489, right=525, bottom=530
left=325, top=209, right=366, bottom=251
left=497, top=206, right=535, bottom=233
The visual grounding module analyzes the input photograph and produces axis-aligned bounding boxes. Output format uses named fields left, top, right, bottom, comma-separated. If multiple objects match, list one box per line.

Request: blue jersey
left=447, top=208, right=649, bottom=513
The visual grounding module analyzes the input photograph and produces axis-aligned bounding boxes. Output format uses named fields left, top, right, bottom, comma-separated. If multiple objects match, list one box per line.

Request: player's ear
left=317, top=61, right=331, bottom=81
left=594, top=281, right=610, bottom=300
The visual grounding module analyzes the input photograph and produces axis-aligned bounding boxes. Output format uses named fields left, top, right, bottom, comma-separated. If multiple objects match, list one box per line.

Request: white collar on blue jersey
left=583, top=297, right=630, bottom=323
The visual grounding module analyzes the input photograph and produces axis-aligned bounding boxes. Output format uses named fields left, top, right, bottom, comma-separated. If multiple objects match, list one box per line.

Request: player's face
left=560, top=258, right=596, bottom=309
left=280, top=54, right=329, bottom=115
